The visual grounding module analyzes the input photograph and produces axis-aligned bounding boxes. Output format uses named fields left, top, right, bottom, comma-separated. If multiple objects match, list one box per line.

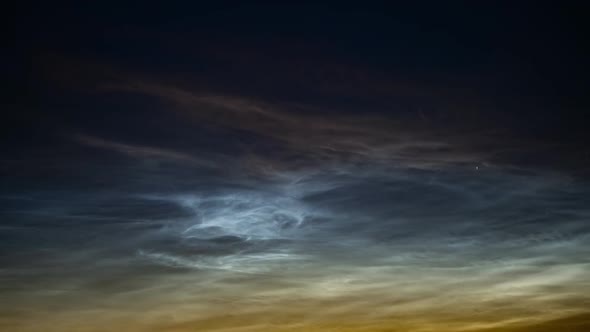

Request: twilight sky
left=4, top=2, right=590, bottom=331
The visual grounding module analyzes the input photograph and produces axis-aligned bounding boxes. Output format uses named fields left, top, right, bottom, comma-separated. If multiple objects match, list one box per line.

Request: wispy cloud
left=103, top=79, right=494, bottom=173
left=74, top=134, right=211, bottom=166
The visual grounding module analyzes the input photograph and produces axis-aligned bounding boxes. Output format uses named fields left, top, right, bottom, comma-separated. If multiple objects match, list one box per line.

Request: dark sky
left=12, top=2, right=589, bottom=146
left=3, top=2, right=589, bottom=188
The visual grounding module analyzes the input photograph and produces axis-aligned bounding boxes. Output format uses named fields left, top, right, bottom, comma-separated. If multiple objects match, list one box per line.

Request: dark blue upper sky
left=7, top=1, right=590, bottom=174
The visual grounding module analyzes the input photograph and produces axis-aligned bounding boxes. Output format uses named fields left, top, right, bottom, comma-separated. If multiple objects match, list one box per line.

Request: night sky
left=4, top=2, right=590, bottom=331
